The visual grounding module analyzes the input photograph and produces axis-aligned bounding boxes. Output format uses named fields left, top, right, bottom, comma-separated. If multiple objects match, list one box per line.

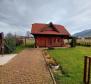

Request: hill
left=73, top=29, right=91, bottom=37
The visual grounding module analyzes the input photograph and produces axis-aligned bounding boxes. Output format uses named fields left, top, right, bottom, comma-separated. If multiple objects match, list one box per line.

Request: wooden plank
left=83, top=56, right=88, bottom=84
left=87, top=58, right=91, bottom=84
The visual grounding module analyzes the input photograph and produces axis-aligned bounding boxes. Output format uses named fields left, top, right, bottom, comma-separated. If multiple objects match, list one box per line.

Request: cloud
left=0, top=21, right=26, bottom=35
left=0, top=0, right=91, bottom=35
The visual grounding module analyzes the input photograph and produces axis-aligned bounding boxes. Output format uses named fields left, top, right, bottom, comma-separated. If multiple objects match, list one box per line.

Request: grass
left=13, top=45, right=25, bottom=53
left=48, top=46, right=91, bottom=84
left=13, top=39, right=35, bottom=53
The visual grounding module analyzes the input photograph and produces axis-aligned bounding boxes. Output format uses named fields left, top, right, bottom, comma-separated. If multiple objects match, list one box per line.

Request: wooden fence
left=83, top=56, right=91, bottom=84
left=77, top=39, right=91, bottom=47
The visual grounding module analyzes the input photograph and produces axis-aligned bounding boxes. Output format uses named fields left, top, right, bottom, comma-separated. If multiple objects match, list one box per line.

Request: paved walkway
left=0, top=49, right=53, bottom=84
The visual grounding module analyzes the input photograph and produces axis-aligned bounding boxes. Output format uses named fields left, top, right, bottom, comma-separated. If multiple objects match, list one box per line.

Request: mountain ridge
left=73, top=29, right=91, bottom=37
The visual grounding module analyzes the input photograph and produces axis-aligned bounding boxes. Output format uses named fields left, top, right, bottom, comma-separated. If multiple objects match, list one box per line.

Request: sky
left=0, top=0, right=91, bottom=36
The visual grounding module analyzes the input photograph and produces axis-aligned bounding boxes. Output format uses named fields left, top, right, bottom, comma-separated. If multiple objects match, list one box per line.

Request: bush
left=4, top=33, right=16, bottom=53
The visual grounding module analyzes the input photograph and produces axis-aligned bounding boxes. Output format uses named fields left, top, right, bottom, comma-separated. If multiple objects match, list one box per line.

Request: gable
left=41, top=26, right=55, bottom=31
left=40, top=22, right=59, bottom=33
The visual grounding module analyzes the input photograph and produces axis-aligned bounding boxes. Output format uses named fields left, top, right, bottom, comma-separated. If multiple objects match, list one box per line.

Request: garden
left=48, top=46, right=91, bottom=84
left=1, top=33, right=91, bottom=84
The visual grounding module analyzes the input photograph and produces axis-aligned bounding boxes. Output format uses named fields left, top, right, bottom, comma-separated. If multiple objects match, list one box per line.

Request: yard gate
left=83, top=56, right=91, bottom=84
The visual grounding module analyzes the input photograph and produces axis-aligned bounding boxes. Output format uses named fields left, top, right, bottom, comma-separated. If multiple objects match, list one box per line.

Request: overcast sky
left=0, top=0, right=91, bottom=35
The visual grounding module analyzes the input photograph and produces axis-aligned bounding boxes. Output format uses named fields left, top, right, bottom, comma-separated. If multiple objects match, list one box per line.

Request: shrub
left=4, top=33, right=16, bottom=53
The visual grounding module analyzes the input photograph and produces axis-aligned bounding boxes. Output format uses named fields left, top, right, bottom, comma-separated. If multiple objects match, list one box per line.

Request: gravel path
left=0, top=48, right=53, bottom=84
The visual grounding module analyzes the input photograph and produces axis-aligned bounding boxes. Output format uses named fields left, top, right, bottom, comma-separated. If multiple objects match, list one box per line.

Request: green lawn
left=48, top=46, right=91, bottom=84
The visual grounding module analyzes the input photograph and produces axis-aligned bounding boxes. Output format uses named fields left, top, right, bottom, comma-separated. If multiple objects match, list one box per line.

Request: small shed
left=31, top=22, right=71, bottom=47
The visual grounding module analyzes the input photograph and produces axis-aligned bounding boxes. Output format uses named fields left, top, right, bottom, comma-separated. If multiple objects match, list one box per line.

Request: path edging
left=42, top=49, right=57, bottom=84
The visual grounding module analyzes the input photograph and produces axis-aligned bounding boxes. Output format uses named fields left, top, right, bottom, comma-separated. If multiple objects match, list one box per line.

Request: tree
left=26, top=31, right=30, bottom=37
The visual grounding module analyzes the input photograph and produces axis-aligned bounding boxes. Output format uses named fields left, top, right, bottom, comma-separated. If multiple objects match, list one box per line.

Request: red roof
left=31, top=23, right=70, bottom=36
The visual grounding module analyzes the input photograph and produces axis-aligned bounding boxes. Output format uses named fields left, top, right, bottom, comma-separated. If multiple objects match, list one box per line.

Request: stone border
left=0, top=54, right=17, bottom=65
left=42, top=49, right=57, bottom=84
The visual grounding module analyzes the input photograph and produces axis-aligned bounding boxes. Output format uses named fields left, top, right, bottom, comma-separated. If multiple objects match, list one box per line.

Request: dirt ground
left=0, top=48, right=53, bottom=84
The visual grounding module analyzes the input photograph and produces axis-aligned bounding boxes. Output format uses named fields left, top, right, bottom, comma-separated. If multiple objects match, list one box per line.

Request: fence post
left=83, top=56, right=91, bottom=84
left=1, top=32, right=4, bottom=56
left=83, top=56, right=88, bottom=84
left=87, top=58, right=91, bottom=84
left=25, top=37, right=26, bottom=46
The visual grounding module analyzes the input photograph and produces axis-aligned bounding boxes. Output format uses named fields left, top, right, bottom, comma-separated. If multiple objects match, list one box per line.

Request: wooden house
left=31, top=22, right=71, bottom=47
